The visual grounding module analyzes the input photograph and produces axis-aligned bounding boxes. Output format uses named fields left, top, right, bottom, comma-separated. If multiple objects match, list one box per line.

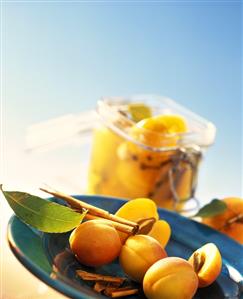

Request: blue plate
left=7, top=195, right=243, bottom=299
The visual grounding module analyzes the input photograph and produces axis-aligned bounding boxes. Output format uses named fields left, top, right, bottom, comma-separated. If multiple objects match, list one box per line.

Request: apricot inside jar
left=87, top=96, right=216, bottom=212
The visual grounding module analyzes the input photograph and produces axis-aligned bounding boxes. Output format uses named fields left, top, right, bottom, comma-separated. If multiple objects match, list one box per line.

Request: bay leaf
left=1, top=185, right=86, bottom=233
left=128, top=103, right=152, bottom=122
left=193, top=199, right=227, bottom=218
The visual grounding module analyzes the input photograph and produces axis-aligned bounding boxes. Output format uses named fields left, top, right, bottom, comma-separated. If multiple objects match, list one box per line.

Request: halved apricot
left=148, top=219, right=171, bottom=247
left=188, top=243, right=222, bottom=287
left=115, top=198, right=159, bottom=222
left=115, top=198, right=159, bottom=243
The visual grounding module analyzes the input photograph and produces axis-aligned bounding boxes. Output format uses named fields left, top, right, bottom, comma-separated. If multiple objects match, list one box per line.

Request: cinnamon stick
left=105, top=287, right=139, bottom=298
left=94, top=281, right=107, bottom=293
left=40, top=187, right=138, bottom=232
left=84, top=214, right=136, bottom=235
left=76, top=270, right=126, bottom=284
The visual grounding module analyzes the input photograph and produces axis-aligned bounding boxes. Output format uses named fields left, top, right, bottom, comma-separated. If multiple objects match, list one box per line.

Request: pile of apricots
left=69, top=198, right=224, bottom=299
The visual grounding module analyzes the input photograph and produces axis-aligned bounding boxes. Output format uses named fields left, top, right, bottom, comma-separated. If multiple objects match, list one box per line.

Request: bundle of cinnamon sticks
left=76, top=270, right=139, bottom=298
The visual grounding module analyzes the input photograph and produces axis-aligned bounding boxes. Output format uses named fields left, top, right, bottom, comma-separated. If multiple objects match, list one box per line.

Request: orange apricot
left=115, top=198, right=171, bottom=246
left=115, top=198, right=159, bottom=244
left=115, top=198, right=159, bottom=222
left=119, top=235, right=167, bottom=282
left=188, top=243, right=222, bottom=288
left=202, top=197, right=243, bottom=244
left=148, top=220, right=171, bottom=248
left=69, top=220, right=122, bottom=267
left=143, top=257, right=198, bottom=299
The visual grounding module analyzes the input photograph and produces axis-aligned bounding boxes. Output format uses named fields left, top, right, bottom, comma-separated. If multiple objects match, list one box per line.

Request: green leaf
left=128, top=103, right=152, bottom=122
left=193, top=199, right=227, bottom=218
left=1, top=185, right=86, bottom=233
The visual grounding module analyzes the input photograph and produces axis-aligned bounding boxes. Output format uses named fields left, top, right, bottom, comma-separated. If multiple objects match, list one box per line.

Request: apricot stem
left=220, top=213, right=243, bottom=230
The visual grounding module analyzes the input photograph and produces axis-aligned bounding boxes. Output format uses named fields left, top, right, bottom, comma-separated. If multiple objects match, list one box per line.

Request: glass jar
left=87, top=95, right=216, bottom=212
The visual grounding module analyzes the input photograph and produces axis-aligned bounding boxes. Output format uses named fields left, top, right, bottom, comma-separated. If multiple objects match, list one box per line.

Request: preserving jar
left=87, top=95, right=216, bottom=212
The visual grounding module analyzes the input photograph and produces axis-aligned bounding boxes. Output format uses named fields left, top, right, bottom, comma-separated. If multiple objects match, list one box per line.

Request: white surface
left=1, top=142, right=90, bottom=299
left=1, top=193, right=67, bottom=299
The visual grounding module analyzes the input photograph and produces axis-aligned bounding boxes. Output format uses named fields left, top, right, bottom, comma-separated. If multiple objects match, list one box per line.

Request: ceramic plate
left=8, top=195, right=243, bottom=299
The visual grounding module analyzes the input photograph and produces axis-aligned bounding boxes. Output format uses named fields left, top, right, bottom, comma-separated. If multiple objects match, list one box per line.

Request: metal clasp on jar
left=168, top=145, right=202, bottom=214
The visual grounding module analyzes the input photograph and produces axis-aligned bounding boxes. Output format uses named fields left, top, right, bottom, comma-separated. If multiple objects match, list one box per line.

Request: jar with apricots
left=87, top=95, right=216, bottom=213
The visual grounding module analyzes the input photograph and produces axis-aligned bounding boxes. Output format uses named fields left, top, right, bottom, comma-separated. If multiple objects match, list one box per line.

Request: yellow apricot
left=69, top=220, right=122, bottom=267
left=202, top=197, right=243, bottom=244
left=148, top=220, right=171, bottom=247
left=119, top=235, right=167, bottom=282
left=115, top=198, right=159, bottom=222
left=139, top=114, right=187, bottom=133
left=188, top=243, right=222, bottom=288
left=115, top=198, right=159, bottom=243
left=143, top=257, right=198, bottom=299
left=132, top=114, right=188, bottom=148
left=115, top=198, right=171, bottom=246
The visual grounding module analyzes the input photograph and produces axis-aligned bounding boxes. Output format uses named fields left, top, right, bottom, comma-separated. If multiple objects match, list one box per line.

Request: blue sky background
left=3, top=1, right=242, bottom=200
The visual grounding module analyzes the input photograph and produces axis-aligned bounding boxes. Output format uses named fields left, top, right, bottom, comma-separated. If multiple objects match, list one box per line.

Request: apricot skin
left=188, top=243, right=222, bottom=288
left=69, top=220, right=122, bottom=267
left=119, top=235, right=167, bottom=282
left=143, top=257, right=198, bottom=299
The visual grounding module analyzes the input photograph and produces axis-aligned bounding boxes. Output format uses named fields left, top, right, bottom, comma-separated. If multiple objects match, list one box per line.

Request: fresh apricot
left=115, top=198, right=159, bottom=222
left=202, top=197, right=243, bottom=244
left=115, top=198, right=159, bottom=243
left=188, top=243, right=222, bottom=288
left=115, top=198, right=171, bottom=246
left=119, top=235, right=167, bottom=282
left=69, top=220, right=122, bottom=267
left=148, top=220, right=171, bottom=248
left=143, top=257, right=198, bottom=299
